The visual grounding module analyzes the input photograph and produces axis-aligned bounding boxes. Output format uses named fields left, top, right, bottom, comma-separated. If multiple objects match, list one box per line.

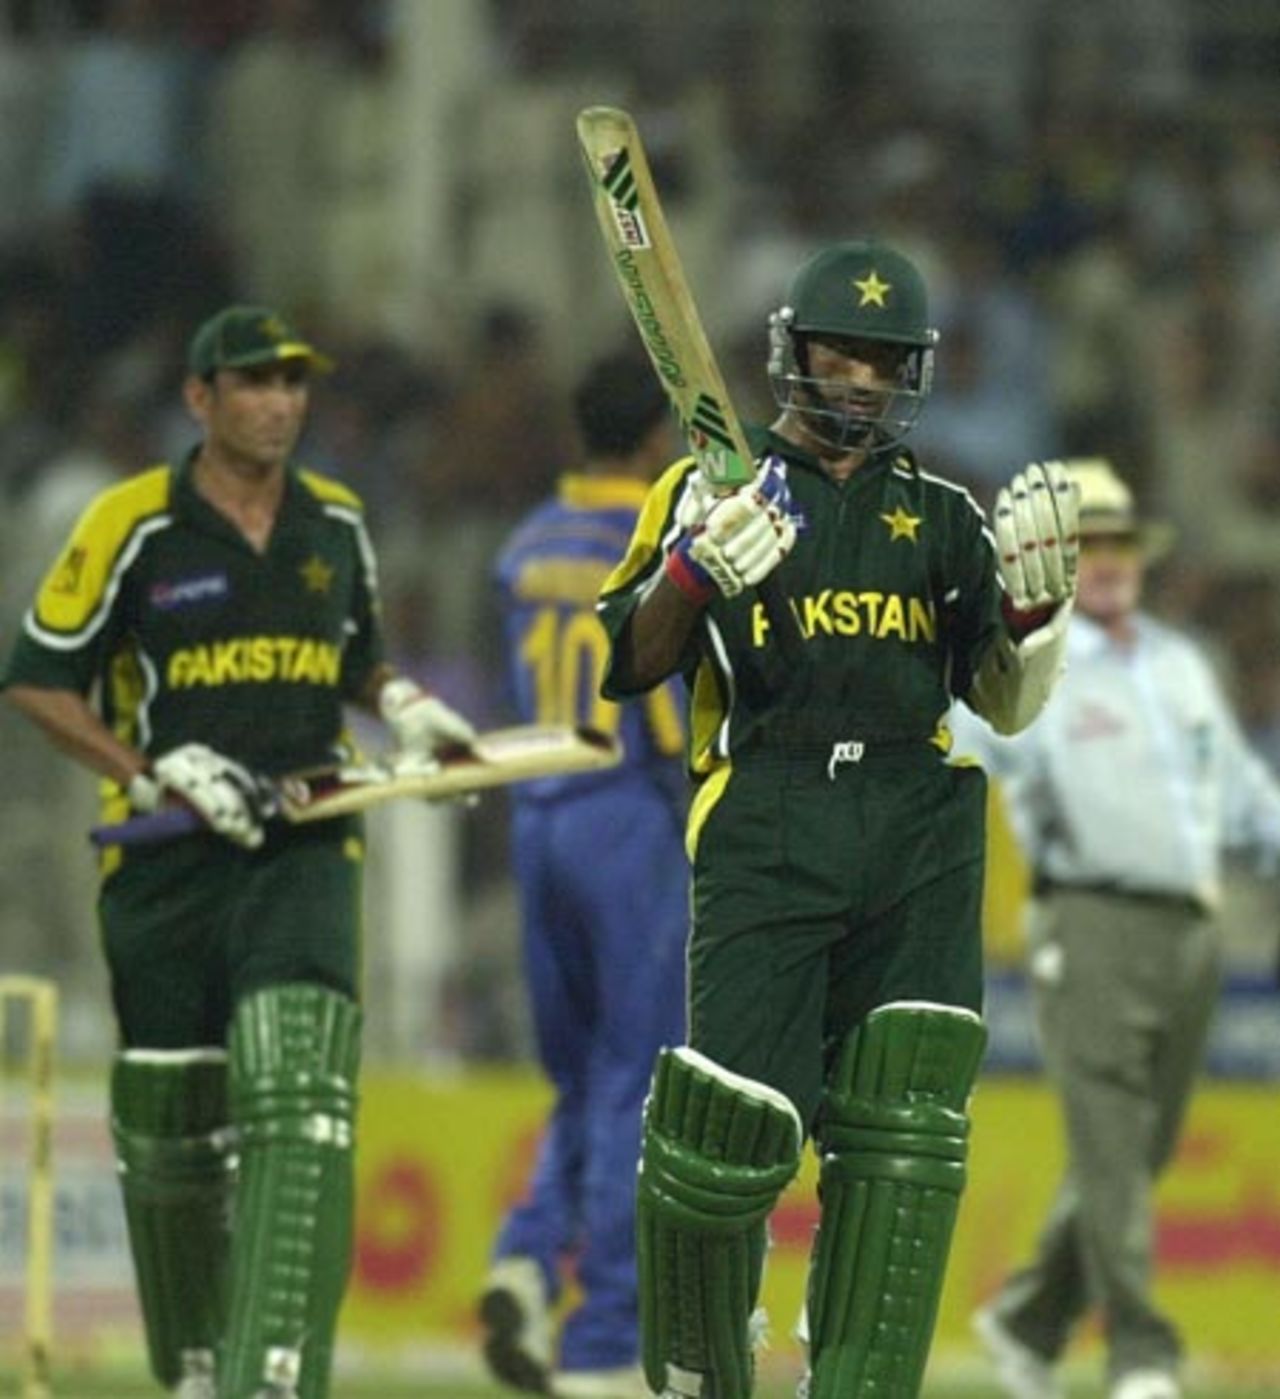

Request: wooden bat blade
left=576, top=105, right=755, bottom=490
left=89, top=725, right=623, bottom=846
left=282, top=724, right=622, bottom=822
left=577, top=104, right=806, bottom=665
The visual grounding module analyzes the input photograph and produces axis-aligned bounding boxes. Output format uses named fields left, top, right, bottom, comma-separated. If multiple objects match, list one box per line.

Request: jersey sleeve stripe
left=24, top=466, right=173, bottom=647
left=298, top=468, right=363, bottom=510
left=322, top=502, right=380, bottom=605
left=599, top=456, right=695, bottom=597
left=25, top=513, right=173, bottom=651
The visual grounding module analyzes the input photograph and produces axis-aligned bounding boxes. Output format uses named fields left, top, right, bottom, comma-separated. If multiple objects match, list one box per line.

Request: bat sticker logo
left=688, top=393, right=735, bottom=453
left=600, top=148, right=652, bottom=249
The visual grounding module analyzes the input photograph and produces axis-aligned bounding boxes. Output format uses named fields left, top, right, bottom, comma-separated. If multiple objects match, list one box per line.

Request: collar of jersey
left=174, top=450, right=319, bottom=535
left=557, top=472, right=650, bottom=510
left=747, top=424, right=905, bottom=481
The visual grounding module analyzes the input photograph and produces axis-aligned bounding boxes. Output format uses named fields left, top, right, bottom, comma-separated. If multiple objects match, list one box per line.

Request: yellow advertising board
left=346, top=1071, right=1280, bottom=1382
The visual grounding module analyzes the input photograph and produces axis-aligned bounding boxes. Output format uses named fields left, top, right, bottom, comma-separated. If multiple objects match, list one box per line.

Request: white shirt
left=950, top=613, right=1280, bottom=910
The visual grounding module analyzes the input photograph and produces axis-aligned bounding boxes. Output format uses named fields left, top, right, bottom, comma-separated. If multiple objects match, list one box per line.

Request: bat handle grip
left=89, top=805, right=204, bottom=848
left=758, top=573, right=806, bottom=666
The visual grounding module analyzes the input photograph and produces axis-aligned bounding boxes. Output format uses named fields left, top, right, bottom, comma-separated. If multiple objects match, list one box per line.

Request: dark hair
left=573, top=348, right=670, bottom=457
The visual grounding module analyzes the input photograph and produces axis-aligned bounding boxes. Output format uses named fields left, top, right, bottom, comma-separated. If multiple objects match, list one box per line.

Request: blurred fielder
left=485, top=350, right=689, bottom=1399
left=955, top=460, right=1280, bottom=1399
left=1, top=305, right=476, bottom=1399
left=594, top=239, right=1079, bottom=1399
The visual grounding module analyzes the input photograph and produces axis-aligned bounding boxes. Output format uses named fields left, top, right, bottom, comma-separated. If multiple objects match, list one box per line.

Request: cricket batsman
left=594, top=239, right=1079, bottom=1398
left=1, top=305, right=475, bottom=1398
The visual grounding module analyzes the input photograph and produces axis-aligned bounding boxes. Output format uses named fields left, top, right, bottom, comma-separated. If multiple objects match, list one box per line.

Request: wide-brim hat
left=1066, top=457, right=1175, bottom=562
left=187, top=305, right=334, bottom=378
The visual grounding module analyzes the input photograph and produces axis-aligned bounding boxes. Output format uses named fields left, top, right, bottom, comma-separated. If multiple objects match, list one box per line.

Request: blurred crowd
left=1, top=0, right=1278, bottom=1056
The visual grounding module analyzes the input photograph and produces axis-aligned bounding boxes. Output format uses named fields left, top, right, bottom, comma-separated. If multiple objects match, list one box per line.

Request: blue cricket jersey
left=494, top=472, right=685, bottom=801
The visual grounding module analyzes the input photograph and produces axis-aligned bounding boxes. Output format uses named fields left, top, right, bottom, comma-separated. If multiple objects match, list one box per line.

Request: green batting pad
left=219, top=983, right=361, bottom=1399
left=638, top=1047, right=802, bottom=1399
left=111, top=1050, right=233, bottom=1388
left=808, top=1003, right=987, bottom=1399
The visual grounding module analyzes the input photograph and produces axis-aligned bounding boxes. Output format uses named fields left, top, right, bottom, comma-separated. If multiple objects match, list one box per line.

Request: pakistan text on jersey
left=750, top=590, right=937, bottom=647
left=167, top=637, right=342, bottom=689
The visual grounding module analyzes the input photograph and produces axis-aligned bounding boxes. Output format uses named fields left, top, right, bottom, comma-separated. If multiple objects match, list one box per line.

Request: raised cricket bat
left=575, top=105, right=804, bottom=661
left=90, top=724, right=622, bottom=848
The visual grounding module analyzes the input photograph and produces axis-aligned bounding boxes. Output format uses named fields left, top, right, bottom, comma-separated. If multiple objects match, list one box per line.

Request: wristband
left=665, top=539, right=716, bottom=605
left=127, top=768, right=161, bottom=813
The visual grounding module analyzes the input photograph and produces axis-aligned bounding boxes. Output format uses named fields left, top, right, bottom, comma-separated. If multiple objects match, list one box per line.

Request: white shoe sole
left=972, top=1306, right=1061, bottom=1399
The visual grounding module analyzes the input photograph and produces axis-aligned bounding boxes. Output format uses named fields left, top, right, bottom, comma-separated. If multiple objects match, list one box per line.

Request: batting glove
left=665, top=456, right=798, bottom=603
left=993, top=460, right=1079, bottom=638
left=379, top=677, right=477, bottom=761
left=129, top=742, right=266, bottom=849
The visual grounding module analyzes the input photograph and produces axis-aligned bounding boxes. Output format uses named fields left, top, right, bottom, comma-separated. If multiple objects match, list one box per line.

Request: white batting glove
left=666, top=458, right=798, bottom=602
left=993, top=460, right=1079, bottom=636
left=379, top=677, right=477, bottom=761
left=129, top=743, right=265, bottom=848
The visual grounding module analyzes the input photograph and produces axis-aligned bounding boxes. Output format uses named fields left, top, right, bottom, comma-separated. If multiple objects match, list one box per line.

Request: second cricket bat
left=90, top=725, right=622, bottom=847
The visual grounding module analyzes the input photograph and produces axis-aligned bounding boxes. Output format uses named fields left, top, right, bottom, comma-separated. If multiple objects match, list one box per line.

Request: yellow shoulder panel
left=298, top=468, right=364, bottom=512
left=32, top=466, right=173, bottom=636
left=600, top=455, right=695, bottom=595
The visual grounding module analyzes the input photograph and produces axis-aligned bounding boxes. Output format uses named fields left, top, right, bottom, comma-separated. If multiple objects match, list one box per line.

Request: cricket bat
left=90, top=724, right=622, bottom=848
left=575, top=105, right=805, bottom=661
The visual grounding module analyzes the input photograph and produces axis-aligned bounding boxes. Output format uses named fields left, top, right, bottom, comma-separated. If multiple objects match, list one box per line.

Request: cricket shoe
left=972, top=1305, right=1061, bottom=1399
left=172, top=1379, right=216, bottom=1399
left=552, top=1365, right=647, bottom=1398
left=479, top=1255, right=555, bottom=1394
left=1110, top=1371, right=1180, bottom=1399
left=173, top=1348, right=216, bottom=1398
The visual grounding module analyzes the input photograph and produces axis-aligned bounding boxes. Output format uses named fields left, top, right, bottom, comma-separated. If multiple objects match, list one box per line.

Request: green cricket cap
left=187, top=305, right=335, bottom=378
left=787, top=239, right=936, bottom=348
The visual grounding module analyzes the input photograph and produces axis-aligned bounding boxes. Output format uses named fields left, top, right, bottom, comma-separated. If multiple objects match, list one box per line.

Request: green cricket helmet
left=768, top=239, right=939, bottom=450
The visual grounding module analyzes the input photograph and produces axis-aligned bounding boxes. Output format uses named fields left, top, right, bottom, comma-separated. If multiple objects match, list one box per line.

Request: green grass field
left=16, top=1385, right=1274, bottom=1398
left=8, top=1370, right=1275, bottom=1398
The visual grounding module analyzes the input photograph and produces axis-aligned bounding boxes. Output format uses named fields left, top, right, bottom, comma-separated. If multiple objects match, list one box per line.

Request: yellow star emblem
left=260, top=314, right=288, bottom=341
left=300, top=554, right=334, bottom=593
left=880, top=506, right=922, bottom=542
left=854, top=270, right=891, bottom=308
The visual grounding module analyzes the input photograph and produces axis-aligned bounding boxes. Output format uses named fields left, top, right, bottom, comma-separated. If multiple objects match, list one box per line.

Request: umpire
left=1, top=306, right=475, bottom=1399
left=957, top=460, right=1280, bottom=1399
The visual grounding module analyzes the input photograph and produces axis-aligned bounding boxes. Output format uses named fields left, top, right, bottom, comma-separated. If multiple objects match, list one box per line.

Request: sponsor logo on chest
left=149, top=572, right=230, bottom=611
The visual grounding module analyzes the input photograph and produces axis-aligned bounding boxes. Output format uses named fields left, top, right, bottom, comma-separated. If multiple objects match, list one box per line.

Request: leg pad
left=808, top=1002, right=986, bottom=1399
left=219, top=983, right=361, bottom=1399
left=112, top=1050, right=233, bottom=1388
left=638, top=1047, right=802, bottom=1399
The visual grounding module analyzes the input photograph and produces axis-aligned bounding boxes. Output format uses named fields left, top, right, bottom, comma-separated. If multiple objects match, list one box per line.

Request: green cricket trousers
left=687, top=745, right=987, bottom=1131
left=99, top=818, right=364, bottom=1047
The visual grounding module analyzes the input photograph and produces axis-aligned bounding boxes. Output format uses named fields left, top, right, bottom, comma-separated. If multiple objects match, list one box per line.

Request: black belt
left=1033, top=877, right=1208, bottom=917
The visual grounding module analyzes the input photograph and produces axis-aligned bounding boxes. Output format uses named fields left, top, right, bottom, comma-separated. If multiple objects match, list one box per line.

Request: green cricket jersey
left=599, top=429, right=1004, bottom=781
left=2, top=454, right=385, bottom=817
left=600, top=428, right=1001, bottom=1118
